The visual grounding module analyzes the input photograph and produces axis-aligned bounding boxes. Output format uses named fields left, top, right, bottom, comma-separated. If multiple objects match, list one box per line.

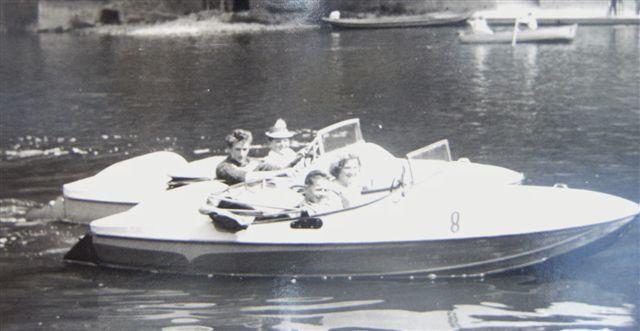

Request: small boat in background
left=322, top=11, right=470, bottom=29
left=459, top=24, right=578, bottom=44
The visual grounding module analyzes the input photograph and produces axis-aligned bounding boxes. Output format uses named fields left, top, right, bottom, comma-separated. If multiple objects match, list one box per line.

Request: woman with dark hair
left=330, top=154, right=365, bottom=208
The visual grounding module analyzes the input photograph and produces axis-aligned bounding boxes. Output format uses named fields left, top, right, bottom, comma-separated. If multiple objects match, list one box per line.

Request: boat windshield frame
left=308, top=118, right=364, bottom=155
left=405, top=139, right=452, bottom=185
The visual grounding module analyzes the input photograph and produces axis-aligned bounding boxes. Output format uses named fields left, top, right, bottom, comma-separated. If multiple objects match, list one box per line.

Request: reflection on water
left=19, top=274, right=631, bottom=329
left=522, top=44, right=538, bottom=91
left=266, top=301, right=634, bottom=330
left=1, top=25, right=638, bottom=328
left=6, top=270, right=631, bottom=330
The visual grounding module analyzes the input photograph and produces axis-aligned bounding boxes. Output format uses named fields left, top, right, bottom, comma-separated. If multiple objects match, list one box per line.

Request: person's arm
left=245, top=168, right=295, bottom=182
left=216, top=162, right=248, bottom=184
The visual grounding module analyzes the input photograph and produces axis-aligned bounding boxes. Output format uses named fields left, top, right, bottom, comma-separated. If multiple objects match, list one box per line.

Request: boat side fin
left=63, top=234, right=98, bottom=265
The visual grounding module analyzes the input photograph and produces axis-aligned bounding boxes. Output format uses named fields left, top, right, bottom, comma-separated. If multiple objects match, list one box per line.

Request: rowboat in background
left=459, top=24, right=578, bottom=44
left=322, top=11, right=469, bottom=29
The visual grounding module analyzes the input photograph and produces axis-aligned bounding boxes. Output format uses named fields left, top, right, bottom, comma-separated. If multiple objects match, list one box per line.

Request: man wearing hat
left=259, top=119, right=300, bottom=171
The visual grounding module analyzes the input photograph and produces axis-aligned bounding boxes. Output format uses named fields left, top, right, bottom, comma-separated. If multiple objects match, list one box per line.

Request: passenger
left=518, top=12, right=538, bottom=30
left=330, top=154, right=366, bottom=208
left=259, top=119, right=299, bottom=170
left=215, top=129, right=293, bottom=185
left=467, top=14, right=493, bottom=35
left=301, top=170, right=342, bottom=214
left=608, top=0, right=619, bottom=16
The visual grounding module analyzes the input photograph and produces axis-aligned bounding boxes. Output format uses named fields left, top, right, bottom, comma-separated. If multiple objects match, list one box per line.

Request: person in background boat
left=608, top=0, right=619, bottom=16
left=301, top=170, right=343, bottom=214
left=330, top=154, right=366, bottom=208
left=215, top=129, right=293, bottom=185
left=517, top=12, right=538, bottom=30
left=467, top=13, right=493, bottom=35
left=258, top=119, right=300, bottom=171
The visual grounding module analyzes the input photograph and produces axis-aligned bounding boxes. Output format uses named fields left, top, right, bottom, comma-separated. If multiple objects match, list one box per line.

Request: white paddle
left=511, top=18, right=519, bottom=46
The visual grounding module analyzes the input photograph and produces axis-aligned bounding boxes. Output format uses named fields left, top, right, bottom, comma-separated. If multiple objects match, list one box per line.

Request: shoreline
left=85, top=13, right=317, bottom=37
left=58, top=6, right=640, bottom=37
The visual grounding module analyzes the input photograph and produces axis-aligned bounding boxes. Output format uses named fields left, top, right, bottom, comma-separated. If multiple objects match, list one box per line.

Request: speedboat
left=459, top=24, right=577, bottom=44
left=64, top=119, right=638, bottom=277
left=60, top=119, right=522, bottom=223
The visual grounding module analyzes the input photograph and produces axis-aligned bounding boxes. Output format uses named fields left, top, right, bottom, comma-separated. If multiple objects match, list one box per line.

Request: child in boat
left=518, top=12, right=538, bottom=30
left=216, top=129, right=293, bottom=185
left=468, top=14, right=493, bottom=35
left=259, top=119, right=299, bottom=170
left=330, top=154, right=366, bottom=208
left=301, top=170, right=343, bottom=214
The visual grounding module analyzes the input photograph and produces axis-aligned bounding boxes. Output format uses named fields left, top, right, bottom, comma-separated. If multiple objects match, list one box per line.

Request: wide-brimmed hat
left=265, top=119, right=294, bottom=139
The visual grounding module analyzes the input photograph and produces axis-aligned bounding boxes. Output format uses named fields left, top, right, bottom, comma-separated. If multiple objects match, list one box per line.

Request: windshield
left=406, top=139, right=451, bottom=161
left=405, top=139, right=452, bottom=184
left=297, top=119, right=364, bottom=165
left=319, top=119, right=363, bottom=153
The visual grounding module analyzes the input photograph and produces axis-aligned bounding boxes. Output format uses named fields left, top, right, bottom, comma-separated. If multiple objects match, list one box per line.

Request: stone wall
left=36, top=0, right=206, bottom=31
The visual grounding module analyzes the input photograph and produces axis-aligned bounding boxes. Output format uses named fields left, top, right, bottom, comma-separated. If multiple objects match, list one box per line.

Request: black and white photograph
left=1, top=0, right=639, bottom=329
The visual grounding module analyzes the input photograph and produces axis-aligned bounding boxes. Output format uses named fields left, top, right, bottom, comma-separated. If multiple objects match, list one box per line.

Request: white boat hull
left=77, top=216, right=633, bottom=278
left=459, top=24, right=577, bottom=44
left=67, top=183, right=639, bottom=277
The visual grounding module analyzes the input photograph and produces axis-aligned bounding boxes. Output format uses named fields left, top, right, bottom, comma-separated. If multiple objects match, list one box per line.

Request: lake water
left=1, top=25, right=639, bottom=329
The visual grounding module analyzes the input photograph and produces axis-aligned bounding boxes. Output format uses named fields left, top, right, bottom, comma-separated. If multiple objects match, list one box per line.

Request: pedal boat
left=459, top=24, right=577, bottom=44
left=64, top=119, right=638, bottom=278
left=60, top=119, right=521, bottom=223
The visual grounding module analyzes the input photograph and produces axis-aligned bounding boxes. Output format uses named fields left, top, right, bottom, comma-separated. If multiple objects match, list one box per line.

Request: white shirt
left=261, top=148, right=297, bottom=170
left=519, top=15, right=538, bottom=30
left=468, top=18, right=493, bottom=35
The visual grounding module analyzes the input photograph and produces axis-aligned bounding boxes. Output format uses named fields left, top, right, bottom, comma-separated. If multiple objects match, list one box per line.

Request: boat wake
left=1, top=133, right=165, bottom=162
left=0, top=198, right=42, bottom=224
left=89, top=15, right=317, bottom=37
